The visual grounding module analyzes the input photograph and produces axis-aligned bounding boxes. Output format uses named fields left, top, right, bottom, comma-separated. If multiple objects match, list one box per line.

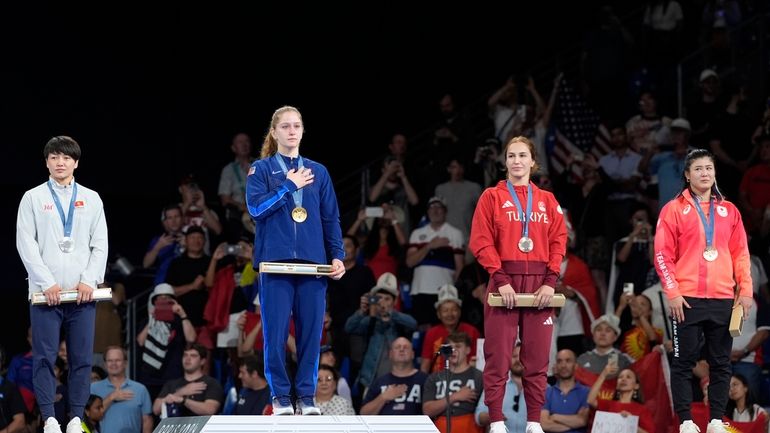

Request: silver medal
left=703, top=247, right=718, bottom=262
left=59, top=236, right=74, bottom=253
left=518, top=237, right=534, bottom=253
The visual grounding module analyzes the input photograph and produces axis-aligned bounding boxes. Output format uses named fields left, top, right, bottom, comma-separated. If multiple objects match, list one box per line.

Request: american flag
left=546, top=79, right=611, bottom=178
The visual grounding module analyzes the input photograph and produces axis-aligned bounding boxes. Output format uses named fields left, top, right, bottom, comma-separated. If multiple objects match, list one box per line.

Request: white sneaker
left=679, top=420, right=701, bottom=433
left=489, top=421, right=508, bottom=433
left=65, top=417, right=83, bottom=433
left=525, top=422, right=545, bottom=433
left=706, top=419, right=729, bottom=433
left=43, top=417, right=62, bottom=433
left=272, top=396, right=294, bottom=416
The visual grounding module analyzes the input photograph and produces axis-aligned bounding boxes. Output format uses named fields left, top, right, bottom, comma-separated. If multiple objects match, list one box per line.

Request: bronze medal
left=292, top=206, right=308, bottom=223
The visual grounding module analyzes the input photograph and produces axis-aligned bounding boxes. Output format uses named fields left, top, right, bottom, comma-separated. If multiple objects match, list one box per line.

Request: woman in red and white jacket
left=654, top=148, right=753, bottom=433
left=469, top=136, right=567, bottom=433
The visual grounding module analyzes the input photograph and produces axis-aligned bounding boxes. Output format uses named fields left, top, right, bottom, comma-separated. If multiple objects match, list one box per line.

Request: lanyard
left=47, top=180, right=78, bottom=238
left=274, top=154, right=304, bottom=208
left=505, top=181, right=532, bottom=238
left=693, top=195, right=715, bottom=248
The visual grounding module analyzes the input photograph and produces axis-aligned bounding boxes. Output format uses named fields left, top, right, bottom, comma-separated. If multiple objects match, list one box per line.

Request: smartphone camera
left=365, top=207, right=384, bottom=218
left=225, top=244, right=242, bottom=255
left=623, top=282, right=634, bottom=295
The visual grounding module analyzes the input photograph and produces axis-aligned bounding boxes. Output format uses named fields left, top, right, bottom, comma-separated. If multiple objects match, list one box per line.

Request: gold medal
left=703, top=246, right=718, bottom=262
left=518, top=237, right=534, bottom=253
left=292, top=206, right=307, bottom=223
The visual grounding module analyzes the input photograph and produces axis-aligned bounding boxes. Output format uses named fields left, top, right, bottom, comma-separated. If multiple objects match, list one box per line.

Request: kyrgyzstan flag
left=630, top=348, right=676, bottom=433
left=723, top=413, right=768, bottom=433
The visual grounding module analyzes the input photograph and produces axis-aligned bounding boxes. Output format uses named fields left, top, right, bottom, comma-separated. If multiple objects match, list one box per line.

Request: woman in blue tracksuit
left=246, top=106, right=346, bottom=415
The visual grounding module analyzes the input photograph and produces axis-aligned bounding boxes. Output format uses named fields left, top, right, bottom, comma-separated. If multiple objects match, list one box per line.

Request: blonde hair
left=260, top=106, right=303, bottom=159
left=504, top=136, right=540, bottom=174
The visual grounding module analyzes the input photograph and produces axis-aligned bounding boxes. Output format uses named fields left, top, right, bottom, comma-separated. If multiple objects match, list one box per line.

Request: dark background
left=0, top=3, right=621, bottom=356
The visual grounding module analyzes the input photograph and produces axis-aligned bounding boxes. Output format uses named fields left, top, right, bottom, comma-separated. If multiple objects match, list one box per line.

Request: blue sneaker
left=272, top=396, right=294, bottom=416
left=296, top=396, right=321, bottom=415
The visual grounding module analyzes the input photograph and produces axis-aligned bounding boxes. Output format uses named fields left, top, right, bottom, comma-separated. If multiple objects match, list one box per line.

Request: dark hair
left=44, top=136, right=81, bottom=161
left=83, top=394, right=102, bottom=430
left=726, top=373, right=758, bottom=419
left=445, top=331, right=471, bottom=347
left=161, top=203, right=183, bottom=221
left=240, top=355, right=265, bottom=379
left=185, top=343, right=208, bottom=359
left=318, top=363, right=340, bottom=383
left=91, top=366, right=107, bottom=381
left=342, top=234, right=359, bottom=249
left=613, top=368, right=644, bottom=403
left=681, top=148, right=724, bottom=201
left=362, top=219, right=402, bottom=261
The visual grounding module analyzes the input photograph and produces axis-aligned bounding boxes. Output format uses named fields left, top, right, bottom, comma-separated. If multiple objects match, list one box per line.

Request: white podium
left=154, top=415, right=439, bottom=433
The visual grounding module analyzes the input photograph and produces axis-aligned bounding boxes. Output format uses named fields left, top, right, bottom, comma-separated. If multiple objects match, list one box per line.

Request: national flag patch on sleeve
left=248, top=167, right=255, bottom=176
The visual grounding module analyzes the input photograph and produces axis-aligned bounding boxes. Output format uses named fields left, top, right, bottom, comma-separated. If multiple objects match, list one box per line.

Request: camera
left=368, top=294, right=381, bottom=305
left=438, top=343, right=454, bottom=357
left=365, top=207, right=384, bottom=218
left=225, top=244, right=242, bottom=255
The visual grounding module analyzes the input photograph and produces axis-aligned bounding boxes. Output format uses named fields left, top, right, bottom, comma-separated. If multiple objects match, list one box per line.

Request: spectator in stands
left=555, top=250, right=602, bottom=357
left=739, top=135, right=770, bottom=235
left=615, top=294, right=663, bottom=362
left=93, top=282, right=125, bottom=369
left=218, top=132, right=253, bottom=242
left=179, top=174, right=222, bottom=254
left=369, top=154, right=420, bottom=235
left=434, top=158, right=482, bottom=251
left=690, top=69, right=725, bottom=145
left=0, top=344, right=26, bottom=433
left=587, top=366, right=654, bottom=433
left=473, top=137, right=505, bottom=189
left=346, top=205, right=406, bottom=280
left=314, top=364, right=355, bottom=415
left=152, top=344, right=224, bottom=418
left=729, top=288, right=770, bottom=400
left=80, top=395, right=103, bottom=433
left=422, top=332, right=483, bottom=433
left=345, top=273, right=417, bottom=394
left=625, top=90, right=672, bottom=157
left=137, top=283, right=197, bottom=401
left=488, top=77, right=522, bottom=145
left=540, top=349, right=590, bottom=433
left=90, top=366, right=106, bottom=383
left=361, top=337, right=428, bottom=415
left=639, top=117, right=693, bottom=212
left=420, top=284, right=481, bottom=374
left=709, top=78, right=755, bottom=199
left=164, top=225, right=211, bottom=328
left=319, top=346, right=352, bottom=402
left=91, top=346, right=153, bottom=433
left=608, top=203, right=655, bottom=333
left=142, top=204, right=184, bottom=285
left=475, top=343, right=527, bottom=433
left=326, top=230, right=376, bottom=377
left=576, top=314, right=634, bottom=376
left=598, top=125, right=642, bottom=244
left=725, top=373, right=768, bottom=427
left=405, top=196, right=465, bottom=329
left=8, top=327, right=34, bottom=414
left=234, top=355, right=270, bottom=415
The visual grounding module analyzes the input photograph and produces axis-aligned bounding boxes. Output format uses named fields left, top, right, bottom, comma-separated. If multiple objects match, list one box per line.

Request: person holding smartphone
left=469, top=136, right=567, bottom=433
left=654, top=149, right=753, bottom=433
left=246, top=106, right=346, bottom=416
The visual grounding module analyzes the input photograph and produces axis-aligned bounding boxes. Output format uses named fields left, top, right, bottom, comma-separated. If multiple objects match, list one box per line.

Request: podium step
left=154, top=415, right=439, bottom=432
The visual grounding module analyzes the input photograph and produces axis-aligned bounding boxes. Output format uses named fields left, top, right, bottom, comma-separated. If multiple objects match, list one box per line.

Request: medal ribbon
left=506, top=181, right=532, bottom=239
left=274, top=154, right=304, bottom=209
left=692, top=194, right=715, bottom=249
left=47, top=180, right=78, bottom=238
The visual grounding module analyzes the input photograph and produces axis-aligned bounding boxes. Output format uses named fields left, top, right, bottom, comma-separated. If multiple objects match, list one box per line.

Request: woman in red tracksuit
left=469, top=136, right=567, bottom=433
left=654, top=148, right=753, bottom=433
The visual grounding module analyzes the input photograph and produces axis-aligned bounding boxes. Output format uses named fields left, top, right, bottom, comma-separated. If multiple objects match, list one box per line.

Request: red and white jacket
left=469, top=181, right=567, bottom=289
left=654, top=189, right=752, bottom=300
